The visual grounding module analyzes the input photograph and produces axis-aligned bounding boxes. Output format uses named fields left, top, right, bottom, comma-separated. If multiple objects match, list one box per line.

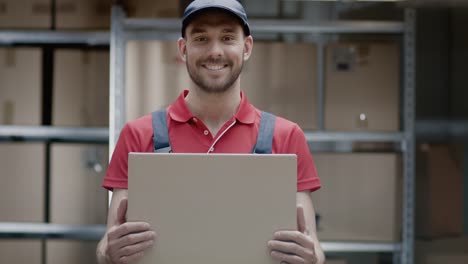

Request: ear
left=178, top=37, right=187, bottom=62
left=243, top=35, right=253, bottom=61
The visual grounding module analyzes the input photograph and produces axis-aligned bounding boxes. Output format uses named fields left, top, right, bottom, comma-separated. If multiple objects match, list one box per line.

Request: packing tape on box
left=5, top=48, right=15, bottom=67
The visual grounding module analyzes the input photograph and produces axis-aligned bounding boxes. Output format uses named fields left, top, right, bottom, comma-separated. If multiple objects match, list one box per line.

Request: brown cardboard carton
left=0, top=240, right=42, bottom=263
left=0, top=48, right=42, bottom=125
left=125, top=41, right=317, bottom=130
left=0, top=143, right=45, bottom=222
left=416, top=143, right=463, bottom=238
left=311, top=153, right=402, bottom=241
left=125, top=41, right=189, bottom=121
left=53, top=49, right=109, bottom=126
left=46, top=144, right=108, bottom=264
left=243, top=42, right=317, bottom=130
left=0, top=0, right=51, bottom=29
left=128, top=153, right=297, bottom=264
left=126, top=0, right=180, bottom=18
left=416, top=238, right=468, bottom=264
left=47, top=241, right=99, bottom=264
left=324, top=42, right=400, bottom=131
left=55, top=0, right=110, bottom=29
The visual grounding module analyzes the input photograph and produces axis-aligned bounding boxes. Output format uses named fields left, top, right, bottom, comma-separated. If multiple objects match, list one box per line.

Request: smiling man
left=96, top=0, right=324, bottom=263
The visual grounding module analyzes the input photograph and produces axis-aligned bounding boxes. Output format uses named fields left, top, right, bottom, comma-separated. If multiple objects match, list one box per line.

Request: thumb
left=297, top=205, right=309, bottom=235
left=116, top=197, right=128, bottom=225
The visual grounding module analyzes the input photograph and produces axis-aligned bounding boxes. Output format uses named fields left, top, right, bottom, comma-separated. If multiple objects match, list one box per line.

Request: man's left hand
left=267, top=206, right=317, bottom=264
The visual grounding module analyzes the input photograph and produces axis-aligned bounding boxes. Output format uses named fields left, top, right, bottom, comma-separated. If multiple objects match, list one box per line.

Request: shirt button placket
left=203, top=130, right=209, bottom=136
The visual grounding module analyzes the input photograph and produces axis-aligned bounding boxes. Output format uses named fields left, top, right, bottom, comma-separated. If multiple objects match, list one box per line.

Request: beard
left=186, top=55, right=243, bottom=94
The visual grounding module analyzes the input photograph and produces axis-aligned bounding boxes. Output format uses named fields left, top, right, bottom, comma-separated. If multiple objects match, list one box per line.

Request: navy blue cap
left=181, top=0, right=251, bottom=37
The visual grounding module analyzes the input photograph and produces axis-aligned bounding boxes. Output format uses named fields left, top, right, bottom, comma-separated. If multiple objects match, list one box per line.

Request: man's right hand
left=104, top=197, right=156, bottom=264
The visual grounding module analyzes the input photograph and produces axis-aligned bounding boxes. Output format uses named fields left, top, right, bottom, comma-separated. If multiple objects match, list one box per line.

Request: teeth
left=205, top=65, right=224, bottom=70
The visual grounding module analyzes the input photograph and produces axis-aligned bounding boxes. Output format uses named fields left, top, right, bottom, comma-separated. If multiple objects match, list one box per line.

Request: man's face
left=179, top=10, right=253, bottom=94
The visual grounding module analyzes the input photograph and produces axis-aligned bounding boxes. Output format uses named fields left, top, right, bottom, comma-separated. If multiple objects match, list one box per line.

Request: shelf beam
left=123, top=18, right=404, bottom=40
left=322, top=241, right=401, bottom=253
left=304, top=131, right=405, bottom=143
left=0, top=222, right=105, bottom=240
left=415, top=120, right=468, bottom=140
left=0, top=31, right=109, bottom=45
left=0, top=125, right=108, bottom=143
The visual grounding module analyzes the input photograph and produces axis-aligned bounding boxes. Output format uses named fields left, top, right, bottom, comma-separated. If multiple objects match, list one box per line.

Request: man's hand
left=267, top=206, right=318, bottom=264
left=105, top=198, right=156, bottom=264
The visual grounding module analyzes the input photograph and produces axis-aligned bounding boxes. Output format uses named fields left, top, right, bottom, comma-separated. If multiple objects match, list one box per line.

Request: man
left=97, top=0, right=325, bottom=263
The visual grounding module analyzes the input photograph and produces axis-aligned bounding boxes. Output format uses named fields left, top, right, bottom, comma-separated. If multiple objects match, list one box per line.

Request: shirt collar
left=167, top=90, right=256, bottom=124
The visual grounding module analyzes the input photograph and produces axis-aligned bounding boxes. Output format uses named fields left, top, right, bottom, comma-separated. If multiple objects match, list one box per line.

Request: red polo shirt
left=103, top=90, right=321, bottom=192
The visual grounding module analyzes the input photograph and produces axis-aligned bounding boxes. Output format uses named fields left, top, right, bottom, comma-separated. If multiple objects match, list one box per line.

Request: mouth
left=202, top=63, right=228, bottom=71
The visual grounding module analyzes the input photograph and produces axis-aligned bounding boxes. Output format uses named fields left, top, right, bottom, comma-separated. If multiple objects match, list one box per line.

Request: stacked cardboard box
left=0, top=0, right=51, bottom=29
left=0, top=144, right=45, bottom=263
left=0, top=48, right=42, bottom=125
left=325, top=42, right=400, bottom=131
left=311, top=153, right=402, bottom=242
left=53, top=49, right=109, bottom=126
left=55, top=0, right=110, bottom=29
left=416, top=238, right=468, bottom=264
left=416, top=143, right=464, bottom=238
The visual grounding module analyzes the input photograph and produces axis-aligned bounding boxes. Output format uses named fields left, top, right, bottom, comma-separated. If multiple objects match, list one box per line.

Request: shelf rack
left=0, top=3, right=466, bottom=263
left=0, top=31, right=109, bottom=45
left=2, top=2, right=465, bottom=264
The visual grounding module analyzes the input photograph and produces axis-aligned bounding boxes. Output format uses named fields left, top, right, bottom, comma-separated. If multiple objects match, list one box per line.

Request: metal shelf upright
left=109, top=4, right=416, bottom=264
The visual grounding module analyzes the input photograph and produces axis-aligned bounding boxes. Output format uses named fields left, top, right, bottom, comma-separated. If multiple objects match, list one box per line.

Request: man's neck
left=185, top=86, right=241, bottom=136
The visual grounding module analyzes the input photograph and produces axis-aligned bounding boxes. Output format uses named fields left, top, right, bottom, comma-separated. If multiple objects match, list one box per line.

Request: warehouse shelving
left=0, top=19, right=111, bottom=253
left=1, top=2, right=465, bottom=264
left=107, top=3, right=416, bottom=264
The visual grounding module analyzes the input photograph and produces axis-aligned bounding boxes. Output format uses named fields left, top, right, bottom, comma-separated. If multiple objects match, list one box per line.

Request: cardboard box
left=0, top=143, right=45, bottom=222
left=0, top=0, right=51, bottom=29
left=416, top=238, right=468, bottom=264
left=126, top=41, right=189, bottom=121
left=47, top=144, right=108, bottom=264
left=47, top=241, right=99, bottom=264
left=416, top=143, right=464, bottom=238
left=325, top=42, right=400, bottom=131
left=0, top=240, right=42, bottom=264
left=125, top=41, right=317, bottom=130
left=243, top=42, right=317, bottom=130
left=0, top=47, right=42, bottom=125
left=311, top=153, right=402, bottom=242
left=53, top=49, right=109, bottom=126
left=126, top=0, right=180, bottom=18
left=55, top=0, right=110, bottom=29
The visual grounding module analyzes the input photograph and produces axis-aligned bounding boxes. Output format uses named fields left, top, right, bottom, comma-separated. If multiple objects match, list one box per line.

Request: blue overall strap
left=152, top=109, right=171, bottom=153
left=252, top=111, right=276, bottom=154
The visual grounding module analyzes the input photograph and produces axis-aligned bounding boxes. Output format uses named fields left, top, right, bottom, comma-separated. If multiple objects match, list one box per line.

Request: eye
left=194, top=36, right=208, bottom=42
left=222, top=35, right=235, bottom=41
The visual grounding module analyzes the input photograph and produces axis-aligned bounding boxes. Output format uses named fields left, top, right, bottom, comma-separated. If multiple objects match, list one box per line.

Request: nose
left=206, top=40, right=223, bottom=58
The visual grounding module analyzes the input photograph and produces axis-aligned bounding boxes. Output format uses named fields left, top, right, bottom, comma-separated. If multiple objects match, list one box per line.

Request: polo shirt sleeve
left=102, top=123, right=140, bottom=191
left=283, top=124, right=321, bottom=192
